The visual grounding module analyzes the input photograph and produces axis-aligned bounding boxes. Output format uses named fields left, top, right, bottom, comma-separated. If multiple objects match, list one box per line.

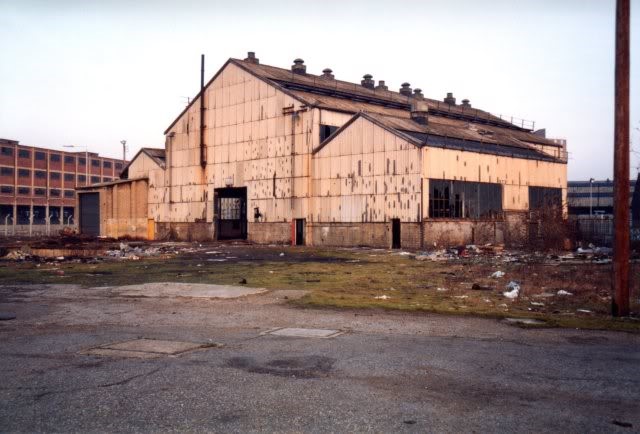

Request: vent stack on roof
left=375, top=80, right=388, bottom=91
left=410, top=101, right=429, bottom=125
left=413, top=88, right=424, bottom=100
left=444, top=92, right=456, bottom=105
left=399, top=82, right=412, bottom=96
left=244, top=51, right=259, bottom=64
left=461, top=99, right=471, bottom=108
left=361, top=74, right=375, bottom=89
left=291, top=58, right=306, bottom=74
left=321, top=68, right=335, bottom=80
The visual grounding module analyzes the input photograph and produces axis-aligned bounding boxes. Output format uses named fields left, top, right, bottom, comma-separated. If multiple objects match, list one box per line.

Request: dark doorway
left=392, top=218, right=401, bottom=249
left=79, top=193, right=100, bottom=236
left=215, top=187, right=247, bottom=240
left=295, top=219, right=305, bottom=246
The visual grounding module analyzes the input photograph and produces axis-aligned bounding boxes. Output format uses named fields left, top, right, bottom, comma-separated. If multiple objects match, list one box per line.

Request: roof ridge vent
left=321, top=68, right=334, bottom=80
left=292, top=58, right=306, bottom=74
left=361, top=74, right=374, bottom=89
left=461, top=99, right=471, bottom=108
left=399, top=82, right=412, bottom=96
left=413, top=88, right=424, bottom=100
left=410, top=101, right=429, bottom=125
left=375, top=80, right=388, bottom=91
left=444, top=92, right=456, bottom=105
left=244, top=52, right=259, bottom=64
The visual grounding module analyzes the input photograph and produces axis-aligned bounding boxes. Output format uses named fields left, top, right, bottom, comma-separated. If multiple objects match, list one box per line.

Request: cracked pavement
left=1, top=283, right=639, bottom=433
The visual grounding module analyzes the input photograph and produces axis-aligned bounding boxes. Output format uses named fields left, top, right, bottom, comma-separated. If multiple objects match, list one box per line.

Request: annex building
left=77, top=53, right=568, bottom=248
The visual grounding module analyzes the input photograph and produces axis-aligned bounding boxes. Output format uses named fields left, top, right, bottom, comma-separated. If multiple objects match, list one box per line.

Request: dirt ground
left=0, top=238, right=638, bottom=332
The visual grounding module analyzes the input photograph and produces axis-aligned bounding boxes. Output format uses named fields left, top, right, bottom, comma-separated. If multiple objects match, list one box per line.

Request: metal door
left=392, top=218, right=401, bottom=249
left=79, top=193, right=100, bottom=236
left=215, top=187, right=247, bottom=240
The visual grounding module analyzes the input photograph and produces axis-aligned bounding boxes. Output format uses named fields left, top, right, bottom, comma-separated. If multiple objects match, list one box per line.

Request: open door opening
left=392, top=218, right=401, bottom=249
left=79, top=192, right=100, bottom=236
left=295, top=218, right=306, bottom=246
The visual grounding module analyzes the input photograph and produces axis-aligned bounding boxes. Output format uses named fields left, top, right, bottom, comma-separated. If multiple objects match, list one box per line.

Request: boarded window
left=529, top=187, right=562, bottom=210
left=429, top=179, right=502, bottom=219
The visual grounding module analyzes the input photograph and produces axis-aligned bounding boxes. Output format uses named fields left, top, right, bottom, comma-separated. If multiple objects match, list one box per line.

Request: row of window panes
left=0, top=168, right=110, bottom=183
left=0, top=186, right=76, bottom=197
left=0, top=148, right=122, bottom=169
left=429, top=179, right=503, bottom=219
left=0, top=205, right=75, bottom=225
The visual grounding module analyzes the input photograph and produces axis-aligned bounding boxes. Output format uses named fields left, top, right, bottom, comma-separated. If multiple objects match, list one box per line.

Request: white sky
left=0, top=0, right=638, bottom=180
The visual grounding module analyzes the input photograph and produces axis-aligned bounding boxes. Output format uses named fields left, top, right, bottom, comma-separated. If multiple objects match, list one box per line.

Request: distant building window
left=429, top=179, right=503, bottom=219
left=102, top=177, right=111, bottom=182
left=50, top=172, right=61, bottom=181
left=35, top=170, right=46, bottom=179
left=91, top=159, right=100, bottom=167
left=103, top=161, right=112, bottom=169
left=1, top=147, right=13, bottom=156
left=18, top=149, right=30, bottom=158
left=64, top=190, right=75, bottom=198
left=34, top=188, right=46, bottom=196
left=64, top=155, right=75, bottom=164
left=529, top=187, right=562, bottom=210
left=18, top=168, right=30, bottom=178
left=115, top=162, right=123, bottom=170
left=319, top=124, right=339, bottom=142
left=18, top=187, right=30, bottom=195
left=78, top=174, right=86, bottom=183
left=50, top=189, right=61, bottom=197
left=64, top=173, right=75, bottom=182
left=90, top=176, right=100, bottom=183
left=0, top=185, right=13, bottom=194
left=0, top=167, right=13, bottom=176
left=50, top=153, right=61, bottom=162
left=79, top=157, right=86, bottom=165
left=35, top=151, right=46, bottom=161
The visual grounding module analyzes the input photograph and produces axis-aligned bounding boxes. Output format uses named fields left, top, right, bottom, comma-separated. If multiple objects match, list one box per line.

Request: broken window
left=529, top=187, right=562, bottom=210
left=319, top=124, right=339, bottom=142
left=429, top=179, right=502, bottom=219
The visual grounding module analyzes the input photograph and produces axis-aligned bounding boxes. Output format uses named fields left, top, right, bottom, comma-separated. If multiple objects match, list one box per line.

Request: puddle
left=224, top=355, right=335, bottom=378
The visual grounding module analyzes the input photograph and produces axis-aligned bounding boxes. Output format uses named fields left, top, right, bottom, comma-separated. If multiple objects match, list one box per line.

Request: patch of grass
left=1, top=245, right=638, bottom=332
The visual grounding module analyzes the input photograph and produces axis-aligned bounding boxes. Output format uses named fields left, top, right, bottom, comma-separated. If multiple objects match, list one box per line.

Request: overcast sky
left=0, top=0, right=637, bottom=180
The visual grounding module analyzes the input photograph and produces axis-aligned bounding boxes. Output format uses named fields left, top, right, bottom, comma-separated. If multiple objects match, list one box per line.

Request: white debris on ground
left=490, top=270, right=505, bottom=278
left=530, top=302, right=545, bottom=306
left=577, top=309, right=592, bottom=314
left=436, top=287, right=448, bottom=292
left=503, top=281, right=521, bottom=299
left=374, top=295, right=390, bottom=300
left=557, top=290, right=573, bottom=296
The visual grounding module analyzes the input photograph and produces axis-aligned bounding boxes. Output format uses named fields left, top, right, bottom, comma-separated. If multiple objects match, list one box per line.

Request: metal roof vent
left=375, top=80, right=388, bottom=91
left=292, top=58, right=306, bottom=74
left=244, top=52, right=259, bottom=64
left=399, top=82, right=412, bottom=96
left=413, top=88, right=424, bottom=100
left=461, top=99, right=471, bottom=108
left=321, top=68, right=334, bottom=80
left=410, top=101, right=429, bottom=125
left=361, top=74, right=375, bottom=89
left=444, top=92, right=456, bottom=105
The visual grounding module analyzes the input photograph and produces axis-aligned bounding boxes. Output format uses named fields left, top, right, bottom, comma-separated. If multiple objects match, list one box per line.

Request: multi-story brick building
left=0, top=138, right=125, bottom=234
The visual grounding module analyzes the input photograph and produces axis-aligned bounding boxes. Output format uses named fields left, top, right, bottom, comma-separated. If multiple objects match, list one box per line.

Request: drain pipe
left=199, top=54, right=207, bottom=169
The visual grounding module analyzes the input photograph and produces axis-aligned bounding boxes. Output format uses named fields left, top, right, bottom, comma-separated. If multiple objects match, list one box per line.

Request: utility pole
left=612, top=0, right=630, bottom=317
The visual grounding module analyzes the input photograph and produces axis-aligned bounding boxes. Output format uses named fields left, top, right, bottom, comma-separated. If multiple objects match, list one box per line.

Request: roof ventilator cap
left=410, top=101, right=429, bottom=125
left=292, top=58, right=306, bottom=74
left=444, top=92, right=456, bottom=105
left=244, top=52, right=259, bottom=64
left=413, top=88, right=424, bottom=100
left=461, top=99, right=471, bottom=108
left=361, top=74, right=375, bottom=89
left=375, top=80, right=388, bottom=91
left=321, top=68, right=335, bottom=79
left=399, top=82, right=412, bottom=96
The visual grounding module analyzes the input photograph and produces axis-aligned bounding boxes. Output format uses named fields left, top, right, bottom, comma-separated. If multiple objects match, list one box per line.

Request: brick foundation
left=247, top=222, right=291, bottom=244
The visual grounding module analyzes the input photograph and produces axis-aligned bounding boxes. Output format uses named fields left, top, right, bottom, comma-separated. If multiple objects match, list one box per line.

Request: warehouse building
left=77, top=53, right=568, bottom=247
left=0, top=138, right=125, bottom=235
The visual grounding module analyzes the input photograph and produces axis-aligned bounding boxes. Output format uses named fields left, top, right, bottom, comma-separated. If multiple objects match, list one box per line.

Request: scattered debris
left=557, top=290, right=573, bottom=296
left=576, top=309, right=592, bottom=314
left=503, top=317, right=546, bottom=326
left=530, top=302, right=545, bottom=306
left=436, top=287, right=448, bottom=292
left=490, top=270, right=505, bottom=278
left=374, top=295, right=390, bottom=300
left=471, top=283, right=493, bottom=291
left=503, top=281, right=521, bottom=299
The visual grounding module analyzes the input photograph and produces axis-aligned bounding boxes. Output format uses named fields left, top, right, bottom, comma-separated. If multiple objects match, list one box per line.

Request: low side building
left=78, top=53, right=568, bottom=247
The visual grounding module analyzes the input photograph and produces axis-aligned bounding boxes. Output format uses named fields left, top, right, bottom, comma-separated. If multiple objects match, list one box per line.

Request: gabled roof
left=315, top=112, right=563, bottom=163
left=164, top=56, right=563, bottom=152
left=119, top=147, right=165, bottom=179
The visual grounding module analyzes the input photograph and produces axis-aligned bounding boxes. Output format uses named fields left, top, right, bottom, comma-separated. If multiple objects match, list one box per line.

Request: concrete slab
left=111, top=282, right=267, bottom=299
left=81, top=339, right=218, bottom=358
left=264, top=328, right=344, bottom=338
